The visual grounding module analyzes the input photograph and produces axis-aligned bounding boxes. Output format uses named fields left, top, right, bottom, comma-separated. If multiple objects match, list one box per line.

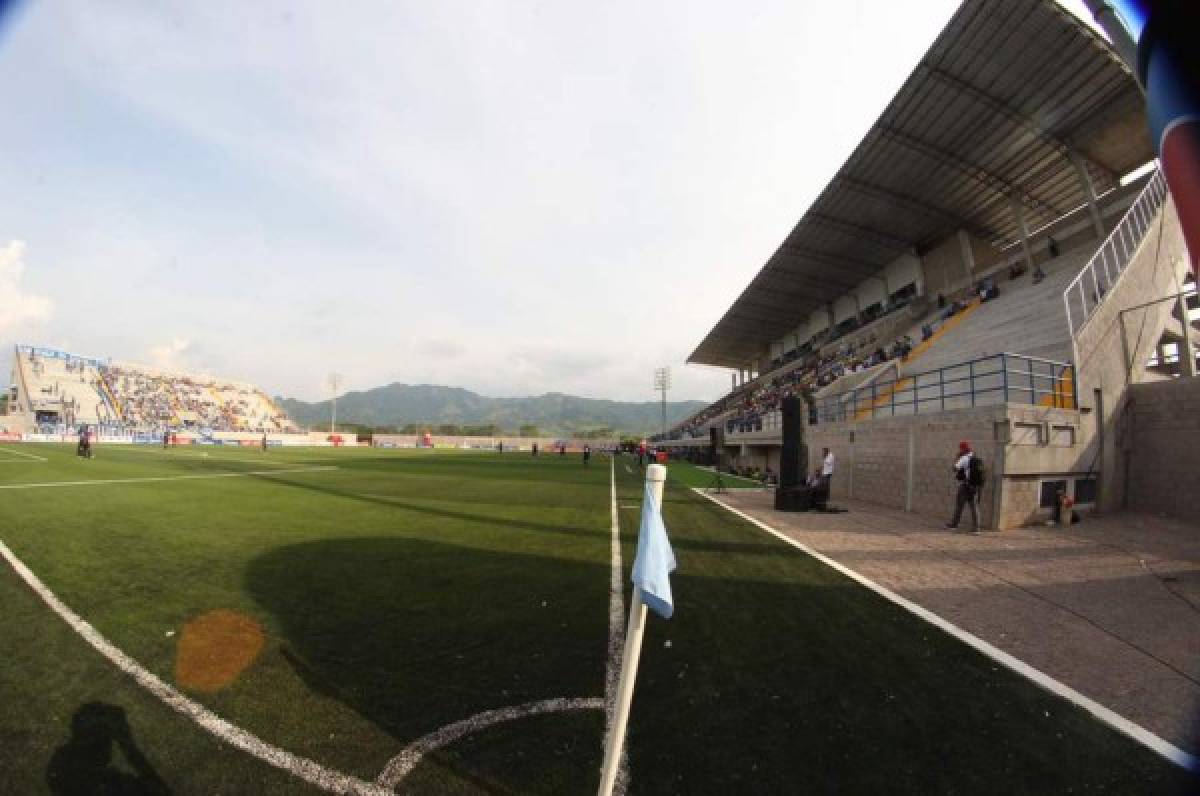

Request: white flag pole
left=598, top=463, right=666, bottom=796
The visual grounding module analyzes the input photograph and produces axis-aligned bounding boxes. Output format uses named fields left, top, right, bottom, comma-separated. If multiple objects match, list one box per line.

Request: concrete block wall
left=1072, top=196, right=1192, bottom=513
left=1126, top=378, right=1200, bottom=524
left=802, top=406, right=1005, bottom=528
left=725, top=401, right=1099, bottom=530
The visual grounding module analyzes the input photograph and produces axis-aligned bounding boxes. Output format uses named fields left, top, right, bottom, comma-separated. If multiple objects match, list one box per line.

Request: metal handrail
left=813, top=352, right=1076, bottom=423
left=1063, top=167, right=1169, bottom=339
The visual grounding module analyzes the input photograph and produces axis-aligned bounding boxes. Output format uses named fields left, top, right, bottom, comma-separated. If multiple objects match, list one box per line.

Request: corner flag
left=598, top=463, right=676, bottom=795
left=632, top=478, right=677, bottom=619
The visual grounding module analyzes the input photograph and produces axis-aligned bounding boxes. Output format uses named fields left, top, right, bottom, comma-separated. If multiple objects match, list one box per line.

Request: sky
left=0, top=1, right=1101, bottom=403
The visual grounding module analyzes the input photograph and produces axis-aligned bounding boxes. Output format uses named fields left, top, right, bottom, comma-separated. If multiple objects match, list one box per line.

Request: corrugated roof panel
left=688, top=0, right=1152, bottom=368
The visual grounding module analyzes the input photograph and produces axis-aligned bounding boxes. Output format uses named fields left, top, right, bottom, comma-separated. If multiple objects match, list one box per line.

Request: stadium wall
left=1071, top=195, right=1192, bottom=514
left=1125, top=378, right=1200, bottom=524
left=719, top=403, right=1090, bottom=530
left=919, top=230, right=1002, bottom=300
left=370, top=434, right=618, bottom=451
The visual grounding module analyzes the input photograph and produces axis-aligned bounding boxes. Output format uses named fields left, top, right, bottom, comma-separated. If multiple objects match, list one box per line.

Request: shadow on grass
left=245, top=536, right=608, bottom=793
left=250, top=470, right=781, bottom=556
left=243, top=530, right=1198, bottom=794
left=46, top=702, right=170, bottom=796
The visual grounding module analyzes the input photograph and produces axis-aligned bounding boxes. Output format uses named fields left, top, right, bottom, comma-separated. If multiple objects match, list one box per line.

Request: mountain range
left=276, top=383, right=707, bottom=436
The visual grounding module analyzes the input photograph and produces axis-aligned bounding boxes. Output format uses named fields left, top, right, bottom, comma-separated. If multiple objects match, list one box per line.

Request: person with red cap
left=945, top=440, right=983, bottom=533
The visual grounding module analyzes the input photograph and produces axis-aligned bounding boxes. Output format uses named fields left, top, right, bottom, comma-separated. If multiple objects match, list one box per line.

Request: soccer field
left=0, top=443, right=1192, bottom=794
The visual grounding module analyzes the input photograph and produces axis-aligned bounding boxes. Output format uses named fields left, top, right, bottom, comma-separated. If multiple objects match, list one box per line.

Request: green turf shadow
left=244, top=536, right=608, bottom=792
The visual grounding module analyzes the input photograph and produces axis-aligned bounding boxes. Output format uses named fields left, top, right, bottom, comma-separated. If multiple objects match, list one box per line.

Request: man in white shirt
left=945, top=440, right=979, bottom=533
left=819, top=447, right=835, bottom=495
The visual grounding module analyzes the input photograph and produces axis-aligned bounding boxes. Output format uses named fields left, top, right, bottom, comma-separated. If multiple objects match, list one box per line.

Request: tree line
left=333, top=422, right=620, bottom=439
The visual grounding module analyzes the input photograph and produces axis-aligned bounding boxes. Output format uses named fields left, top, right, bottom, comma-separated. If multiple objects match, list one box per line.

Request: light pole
left=328, top=373, right=342, bottom=434
left=653, top=367, right=671, bottom=439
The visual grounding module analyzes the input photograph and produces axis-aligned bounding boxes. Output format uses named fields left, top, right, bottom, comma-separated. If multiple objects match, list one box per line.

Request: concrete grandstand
left=659, top=0, right=1199, bottom=529
left=6, top=345, right=295, bottom=436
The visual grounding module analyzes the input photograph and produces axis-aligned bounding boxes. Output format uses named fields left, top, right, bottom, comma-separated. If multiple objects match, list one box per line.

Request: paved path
left=708, top=490, right=1200, bottom=755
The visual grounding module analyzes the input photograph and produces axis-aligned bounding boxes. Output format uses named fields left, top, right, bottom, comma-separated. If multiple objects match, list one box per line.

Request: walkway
left=707, top=491, right=1200, bottom=755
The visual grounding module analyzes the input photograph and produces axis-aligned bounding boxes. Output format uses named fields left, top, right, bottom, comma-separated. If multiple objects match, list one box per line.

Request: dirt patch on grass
left=176, top=609, right=265, bottom=692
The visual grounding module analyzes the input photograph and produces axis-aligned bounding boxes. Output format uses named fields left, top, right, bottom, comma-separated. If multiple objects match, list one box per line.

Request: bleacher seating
left=898, top=245, right=1093, bottom=376
left=660, top=241, right=1097, bottom=440
left=14, top=346, right=293, bottom=433
left=16, top=351, right=111, bottom=427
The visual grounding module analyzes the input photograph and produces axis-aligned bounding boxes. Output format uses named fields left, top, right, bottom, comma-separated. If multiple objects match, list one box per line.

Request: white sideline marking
left=604, top=459, right=630, bottom=793
left=0, top=466, right=336, bottom=491
left=0, top=540, right=390, bottom=795
left=694, top=489, right=1200, bottom=773
left=375, top=697, right=604, bottom=787
left=0, top=446, right=48, bottom=462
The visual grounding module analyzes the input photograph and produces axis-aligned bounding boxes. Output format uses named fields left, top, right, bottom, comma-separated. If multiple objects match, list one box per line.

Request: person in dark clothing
left=532, top=442, right=539, bottom=456
left=582, top=445, right=591, bottom=467
left=945, top=440, right=981, bottom=533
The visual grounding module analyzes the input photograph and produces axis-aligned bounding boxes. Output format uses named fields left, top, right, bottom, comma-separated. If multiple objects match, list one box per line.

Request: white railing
left=1063, top=167, right=1169, bottom=339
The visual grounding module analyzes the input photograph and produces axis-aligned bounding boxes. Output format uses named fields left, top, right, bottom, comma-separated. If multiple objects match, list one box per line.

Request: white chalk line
left=0, top=540, right=390, bottom=795
left=0, top=446, right=48, bottom=462
left=374, top=459, right=629, bottom=789
left=693, top=489, right=1200, bottom=773
left=375, top=697, right=604, bottom=787
left=0, top=465, right=337, bottom=490
left=605, top=458, right=630, bottom=794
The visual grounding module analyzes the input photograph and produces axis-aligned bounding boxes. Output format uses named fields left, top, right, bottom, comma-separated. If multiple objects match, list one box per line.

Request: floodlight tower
left=328, top=373, right=343, bottom=434
left=653, top=367, right=671, bottom=438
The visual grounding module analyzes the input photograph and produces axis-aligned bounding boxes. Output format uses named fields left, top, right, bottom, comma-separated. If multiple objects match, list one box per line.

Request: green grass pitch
left=0, top=443, right=1193, bottom=793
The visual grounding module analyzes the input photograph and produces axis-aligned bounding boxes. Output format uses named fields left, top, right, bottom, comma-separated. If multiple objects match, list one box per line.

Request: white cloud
left=0, top=240, right=53, bottom=338
left=147, top=337, right=193, bottom=370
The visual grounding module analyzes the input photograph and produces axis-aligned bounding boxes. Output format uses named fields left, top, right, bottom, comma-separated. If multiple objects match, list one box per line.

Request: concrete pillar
left=1071, top=153, right=1107, bottom=240
left=957, top=228, right=977, bottom=284
left=1180, top=294, right=1198, bottom=377
left=731, top=372, right=738, bottom=391
left=1081, top=0, right=1140, bottom=70
left=913, top=248, right=928, bottom=297
left=1010, top=198, right=1034, bottom=272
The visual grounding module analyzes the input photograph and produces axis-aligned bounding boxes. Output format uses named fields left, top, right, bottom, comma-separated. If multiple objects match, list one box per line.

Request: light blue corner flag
left=632, top=480, right=677, bottom=619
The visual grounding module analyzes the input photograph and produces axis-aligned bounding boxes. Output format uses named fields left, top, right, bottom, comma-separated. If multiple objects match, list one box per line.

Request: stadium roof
left=688, top=0, right=1153, bottom=369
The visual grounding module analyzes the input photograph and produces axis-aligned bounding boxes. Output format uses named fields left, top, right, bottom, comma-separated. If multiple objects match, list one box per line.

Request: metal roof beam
left=835, top=176, right=1000, bottom=241
left=803, top=212, right=914, bottom=251
left=776, top=243, right=880, bottom=277
left=878, top=126, right=1067, bottom=218
left=920, top=64, right=1116, bottom=182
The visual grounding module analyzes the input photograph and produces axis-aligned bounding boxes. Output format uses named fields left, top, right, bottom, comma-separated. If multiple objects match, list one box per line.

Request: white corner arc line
left=375, top=697, right=605, bottom=788
left=0, top=540, right=390, bottom=795
left=0, top=466, right=336, bottom=490
left=693, top=489, right=1200, bottom=773
left=0, top=446, right=48, bottom=461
